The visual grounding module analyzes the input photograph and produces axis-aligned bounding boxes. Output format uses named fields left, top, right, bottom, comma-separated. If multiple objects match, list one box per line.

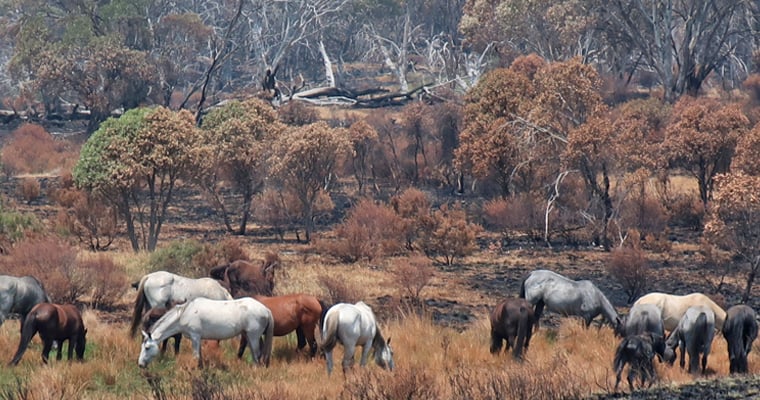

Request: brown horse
left=209, top=253, right=280, bottom=297
left=142, top=305, right=183, bottom=356
left=490, top=297, right=535, bottom=360
left=9, top=303, right=86, bottom=365
left=237, top=293, right=327, bottom=358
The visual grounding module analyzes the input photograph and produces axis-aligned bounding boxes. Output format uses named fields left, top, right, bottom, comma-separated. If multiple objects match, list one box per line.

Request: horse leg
left=237, top=333, right=248, bottom=359
left=489, top=332, right=503, bottom=354
left=173, top=334, right=181, bottom=355
left=41, top=339, right=53, bottom=364
left=295, top=327, right=307, bottom=353
left=359, top=342, right=372, bottom=367
left=191, top=336, right=203, bottom=369
left=679, top=340, right=686, bottom=370
left=325, top=349, right=335, bottom=375
left=626, top=366, right=635, bottom=393
left=614, top=361, right=623, bottom=392
left=343, top=343, right=357, bottom=373
left=56, top=338, right=65, bottom=361
left=247, top=331, right=261, bottom=364
left=303, top=325, right=318, bottom=358
left=67, top=338, right=75, bottom=360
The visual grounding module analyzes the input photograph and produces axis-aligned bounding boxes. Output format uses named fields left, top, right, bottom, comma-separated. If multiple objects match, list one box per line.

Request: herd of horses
left=0, top=257, right=394, bottom=376
left=3, top=262, right=759, bottom=391
left=491, top=269, right=759, bottom=392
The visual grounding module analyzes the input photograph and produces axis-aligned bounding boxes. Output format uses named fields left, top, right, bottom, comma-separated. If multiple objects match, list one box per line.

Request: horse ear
left=141, top=330, right=150, bottom=340
left=386, top=337, right=391, bottom=345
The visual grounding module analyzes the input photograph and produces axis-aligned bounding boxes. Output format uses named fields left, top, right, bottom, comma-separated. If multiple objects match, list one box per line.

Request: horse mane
left=148, top=302, right=186, bottom=337
left=372, top=327, right=387, bottom=353
left=592, top=283, right=620, bottom=325
left=27, top=275, right=51, bottom=303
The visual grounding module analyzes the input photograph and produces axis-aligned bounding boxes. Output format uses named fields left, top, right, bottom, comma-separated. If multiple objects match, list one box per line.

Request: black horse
left=722, top=304, right=758, bottom=374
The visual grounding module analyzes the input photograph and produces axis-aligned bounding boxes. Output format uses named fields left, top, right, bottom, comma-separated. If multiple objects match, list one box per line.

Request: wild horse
left=0, top=275, right=51, bottom=332
left=9, top=303, right=86, bottom=365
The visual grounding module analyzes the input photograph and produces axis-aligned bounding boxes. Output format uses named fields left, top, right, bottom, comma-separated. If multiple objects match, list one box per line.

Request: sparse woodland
left=2, top=1, right=760, bottom=399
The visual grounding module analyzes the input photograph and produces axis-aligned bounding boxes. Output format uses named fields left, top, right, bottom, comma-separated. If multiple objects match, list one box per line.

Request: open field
left=1, top=237, right=759, bottom=399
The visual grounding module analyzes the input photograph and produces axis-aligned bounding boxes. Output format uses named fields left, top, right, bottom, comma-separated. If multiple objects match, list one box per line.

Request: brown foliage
left=317, top=275, right=363, bottom=305
left=277, top=101, right=319, bottom=126
left=732, top=121, right=760, bottom=176
left=340, top=367, right=440, bottom=400
left=193, top=238, right=250, bottom=271
left=51, top=188, right=117, bottom=251
left=417, top=203, right=483, bottom=265
left=607, top=244, right=651, bottom=304
left=17, top=178, right=40, bottom=204
left=1, top=124, right=76, bottom=176
left=482, top=194, right=544, bottom=241
left=315, top=198, right=405, bottom=263
left=79, top=254, right=128, bottom=310
left=390, top=188, right=431, bottom=249
left=390, top=255, right=435, bottom=303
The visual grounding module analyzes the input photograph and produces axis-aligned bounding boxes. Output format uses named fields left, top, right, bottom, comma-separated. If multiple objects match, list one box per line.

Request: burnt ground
left=588, top=375, right=760, bottom=400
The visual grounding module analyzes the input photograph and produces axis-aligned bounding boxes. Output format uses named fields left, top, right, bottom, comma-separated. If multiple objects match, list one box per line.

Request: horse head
left=138, top=330, right=160, bottom=368
left=375, top=337, right=394, bottom=371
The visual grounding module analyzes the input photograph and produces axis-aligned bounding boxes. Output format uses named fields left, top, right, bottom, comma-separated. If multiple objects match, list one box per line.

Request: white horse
left=129, top=271, right=233, bottom=337
left=320, top=301, right=394, bottom=375
left=663, top=305, right=715, bottom=374
left=633, top=292, right=725, bottom=332
left=519, top=269, right=621, bottom=328
left=138, top=297, right=274, bottom=368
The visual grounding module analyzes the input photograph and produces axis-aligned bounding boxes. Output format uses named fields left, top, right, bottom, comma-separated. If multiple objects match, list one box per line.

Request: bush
left=607, top=245, right=651, bottom=304
left=482, top=193, right=544, bottom=241
left=390, top=188, right=431, bottom=250
left=1, top=124, right=75, bottom=176
left=391, top=255, right=435, bottom=304
left=318, top=275, right=363, bottom=305
left=277, top=101, right=319, bottom=126
left=417, top=203, right=483, bottom=265
left=667, top=193, right=704, bottom=229
left=0, top=208, right=42, bottom=252
left=79, top=254, right=128, bottom=310
left=17, top=178, right=40, bottom=204
left=149, top=239, right=205, bottom=277
left=315, top=198, right=405, bottom=262
left=340, top=367, right=440, bottom=400
left=193, top=237, right=250, bottom=272
left=51, top=189, right=117, bottom=251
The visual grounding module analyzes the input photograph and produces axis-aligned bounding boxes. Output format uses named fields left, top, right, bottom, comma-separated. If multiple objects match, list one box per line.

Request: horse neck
left=596, top=290, right=619, bottom=324
left=372, top=327, right=386, bottom=353
left=150, top=307, right=183, bottom=341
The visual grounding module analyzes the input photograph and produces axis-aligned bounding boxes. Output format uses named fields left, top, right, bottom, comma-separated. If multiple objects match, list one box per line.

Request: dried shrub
left=417, top=203, right=483, bottom=265
left=79, top=254, right=128, bottom=310
left=277, top=101, right=319, bottom=126
left=618, top=192, right=669, bottom=238
left=607, top=244, right=651, bottom=304
left=315, top=199, right=405, bottom=262
left=17, top=178, right=40, bottom=204
left=193, top=238, right=249, bottom=272
left=51, top=189, right=117, bottom=251
left=148, top=239, right=205, bottom=277
left=318, top=275, right=363, bottom=305
left=1, top=124, right=74, bottom=175
left=390, top=255, right=435, bottom=304
left=482, top=193, right=544, bottom=241
left=667, top=193, right=705, bottom=229
left=0, top=236, right=84, bottom=303
left=390, top=188, right=431, bottom=249
left=340, top=367, right=440, bottom=400
left=254, top=188, right=334, bottom=241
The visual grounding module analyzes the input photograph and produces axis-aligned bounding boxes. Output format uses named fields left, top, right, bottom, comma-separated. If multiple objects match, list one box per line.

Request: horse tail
left=261, top=311, right=274, bottom=367
left=519, top=278, right=526, bottom=299
left=9, top=308, right=39, bottom=365
left=320, top=311, right=339, bottom=353
left=129, top=275, right=150, bottom=337
left=318, top=299, right=331, bottom=331
left=514, top=305, right=529, bottom=360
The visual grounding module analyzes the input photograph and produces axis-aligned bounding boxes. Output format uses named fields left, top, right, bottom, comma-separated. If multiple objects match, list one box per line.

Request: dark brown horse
left=613, top=333, right=659, bottom=392
left=9, top=303, right=86, bottom=365
left=209, top=253, right=280, bottom=297
left=141, top=305, right=183, bottom=356
left=237, top=293, right=327, bottom=359
left=490, top=297, right=535, bottom=360
left=722, top=304, right=758, bottom=374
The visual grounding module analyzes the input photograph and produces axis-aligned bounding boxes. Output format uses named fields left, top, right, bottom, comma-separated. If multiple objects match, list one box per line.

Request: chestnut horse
left=209, top=254, right=280, bottom=297
left=490, top=297, right=535, bottom=360
left=237, top=293, right=328, bottom=359
left=9, top=303, right=86, bottom=365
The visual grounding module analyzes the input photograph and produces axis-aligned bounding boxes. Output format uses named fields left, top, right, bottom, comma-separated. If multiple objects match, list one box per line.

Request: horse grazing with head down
left=141, top=305, right=183, bottom=356
left=633, top=292, right=726, bottom=332
left=209, top=253, right=279, bottom=298
left=663, top=305, right=715, bottom=374
left=129, top=271, right=232, bottom=338
left=0, top=275, right=51, bottom=332
left=722, top=304, right=758, bottom=374
left=320, top=301, right=394, bottom=375
left=9, top=303, right=86, bottom=365
left=236, top=293, right=328, bottom=359
left=490, top=298, right=535, bottom=360
left=520, top=269, right=620, bottom=329
left=138, top=297, right=274, bottom=369
left=613, top=333, right=660, bottom=393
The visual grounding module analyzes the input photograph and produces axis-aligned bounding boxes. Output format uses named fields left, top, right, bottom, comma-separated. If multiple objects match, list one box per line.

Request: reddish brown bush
left=1, top=124, right=74, bottom=175
left=482, top=193, right=544, bottom=241
left=194, top=238, right=250, bottom=271
left=52, top=189, right=117, bottom=251
left=417, top=203, right=483, bottom=265
left=318, top=275, right=363, bottom=305
left=607, top=245, right=651, bottom=304
left=667, top=193, right=705, bottom=229
left=79, top=254, right=128, bottom=310
left=17, top=178, right=40, bottom=204
left=390, top=188, right=431, bottom=249
left=277, top=101, right=319, bottom=126
left=618, top=191, right=669, bottom=238
left=316, top=199, right=405, bottom=262
left=254, top=188, right=334, bottom=242
left=391, top=255, right=435, bottom=303
left=0, top=236, right=84, bottom=303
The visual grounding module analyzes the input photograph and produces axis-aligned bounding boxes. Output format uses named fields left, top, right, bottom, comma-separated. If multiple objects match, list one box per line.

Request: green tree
left=268, top=122, right=351, bottom=242
left=196, top=99, right=285, bottom=234
left=73, top=107, right=201, bottom=251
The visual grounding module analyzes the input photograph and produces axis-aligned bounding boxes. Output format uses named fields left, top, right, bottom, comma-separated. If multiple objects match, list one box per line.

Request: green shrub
left=149, top=239, right=205, bottom=277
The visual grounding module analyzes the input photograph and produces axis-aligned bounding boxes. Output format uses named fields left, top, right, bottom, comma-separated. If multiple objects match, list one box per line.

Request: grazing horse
left=0, top=275, right=51, bottom=331
left=663, top=305, right=715, bottom=374
left=613, top=333, right=659, bottom=393
left=633, top=292, right=726, bottom=332
left=138, top=297, right=274, bottom=369
left=141, top=305, right=182, bottom=356
left=129, top=271, right=233, bottom=337
left=722, top=304, right=758, bottom=374
left=320, top=301, right=394, bottom=375
left=616, top=303, right=666, bottom=362
left=9, top=303, right=86, bottom=365
left=209, top=253, right=280, bottom=297
left=489, top=298, right=535, bottom=360
left=237, top=293, right=328, bottom=359
left=519, top=269, right=621, bottom=329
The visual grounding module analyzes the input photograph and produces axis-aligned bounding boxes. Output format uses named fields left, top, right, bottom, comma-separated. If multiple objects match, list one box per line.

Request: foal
left=613, top=333, right=659, bottom=392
